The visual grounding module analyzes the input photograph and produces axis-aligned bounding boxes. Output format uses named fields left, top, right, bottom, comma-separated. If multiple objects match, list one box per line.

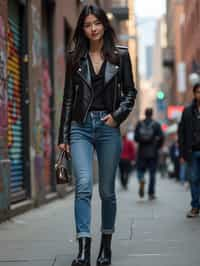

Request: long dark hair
left=72, top=5, right=118, bottom=69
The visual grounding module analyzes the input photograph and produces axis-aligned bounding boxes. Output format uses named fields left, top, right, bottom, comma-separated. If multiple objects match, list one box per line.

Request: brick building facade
left=166, top=0, right=200, bottom=106
left=166, top=0, right=185, bottom=106
left=183, top=0, right=200, bottom=100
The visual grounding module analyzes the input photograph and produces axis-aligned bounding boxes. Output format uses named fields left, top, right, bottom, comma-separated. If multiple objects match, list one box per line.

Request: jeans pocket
left=102, top=120, right=118, bottom=129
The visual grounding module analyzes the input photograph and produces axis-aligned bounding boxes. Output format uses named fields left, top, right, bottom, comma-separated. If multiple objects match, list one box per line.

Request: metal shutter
left=7, top=0, right=25, bottom=202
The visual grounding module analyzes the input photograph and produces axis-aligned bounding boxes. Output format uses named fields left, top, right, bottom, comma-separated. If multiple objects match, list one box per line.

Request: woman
left=58, top=5, right=137, bottom=266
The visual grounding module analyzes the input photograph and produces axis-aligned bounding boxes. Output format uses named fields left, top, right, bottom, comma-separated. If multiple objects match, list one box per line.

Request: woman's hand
left=101, top=114, right=117, bottom=128
left=58, top=143, right=70, bottom=154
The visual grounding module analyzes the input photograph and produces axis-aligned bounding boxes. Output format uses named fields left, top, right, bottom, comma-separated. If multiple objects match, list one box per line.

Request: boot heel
left=71, top=237, right=91, bottom=266
left=96, top=234, right=112, bottom=266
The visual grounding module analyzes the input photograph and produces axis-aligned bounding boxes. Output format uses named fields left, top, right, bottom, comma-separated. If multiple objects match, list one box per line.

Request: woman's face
left=83, top=14, right=104, bottom=42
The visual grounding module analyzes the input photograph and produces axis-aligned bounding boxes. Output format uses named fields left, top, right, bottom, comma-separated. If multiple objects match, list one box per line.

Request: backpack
left=138, top=120, right=155, bottom=143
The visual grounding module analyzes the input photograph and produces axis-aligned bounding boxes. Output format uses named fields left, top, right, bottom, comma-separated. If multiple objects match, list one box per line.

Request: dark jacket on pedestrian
left=134, top=118, right=164, bottom=160
left=178, top=100, right=200, bottom=161
left=58, top=46, right=137, bottom=145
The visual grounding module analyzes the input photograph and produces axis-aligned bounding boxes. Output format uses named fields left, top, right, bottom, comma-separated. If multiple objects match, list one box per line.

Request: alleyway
left=0, top=174, right=199, bottom=266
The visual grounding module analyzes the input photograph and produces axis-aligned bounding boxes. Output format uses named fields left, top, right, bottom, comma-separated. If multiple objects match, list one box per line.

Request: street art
left=0, top=16, right=7, bottom=147
left=33, top=81, right=48, bottom=196
left=0, top=15, right=7, bottom=196
left=42, top=60, right=52, bottom=185
left=7, top=19, right=24, bottom=191
left=31, top=4, right=41, bottom=66
left=42, top=60, right=52, bottom=156
left=32, top=82, right=46, bottom=197
left=33, top=83, right=43, bottom=155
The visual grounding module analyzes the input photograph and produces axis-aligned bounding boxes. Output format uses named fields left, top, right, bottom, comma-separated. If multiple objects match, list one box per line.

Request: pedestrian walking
left=58, top=5, right=137, bottom=266
left=134, top=108, right=164, bottom=200
left=169, top=138, right=180, bottom=180
left=178, top=83, right=200, bottom=218
left=119, top=133, right=136, bottom=190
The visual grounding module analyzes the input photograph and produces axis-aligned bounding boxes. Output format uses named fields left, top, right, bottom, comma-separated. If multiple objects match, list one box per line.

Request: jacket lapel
left=105, top=61, right=119, bottom=86
left=76, top=56, right=92, bottom=88
left=76, top=54, right=119, bottom=88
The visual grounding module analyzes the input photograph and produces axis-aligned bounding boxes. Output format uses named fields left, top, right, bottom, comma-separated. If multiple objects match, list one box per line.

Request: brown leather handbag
left=55, top=151, right=71, bottom=184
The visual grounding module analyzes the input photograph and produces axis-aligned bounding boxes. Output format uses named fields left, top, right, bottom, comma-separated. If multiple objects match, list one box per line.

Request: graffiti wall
left=0, top=16, right=7, bottom=150
left=42, top=61, right=52, bottom=187
left=0, top=15, right=7, bottom=194
left=0, top=13, right=9, bottom=211
left=30, top=2, right=46, bottom=198
left=33, top=82, right=45, bottom=198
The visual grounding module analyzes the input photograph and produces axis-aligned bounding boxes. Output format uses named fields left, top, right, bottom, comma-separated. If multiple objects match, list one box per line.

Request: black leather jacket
left=58, top=46, right=137, bottom=144
left=178, top=100, right=200, bottom=161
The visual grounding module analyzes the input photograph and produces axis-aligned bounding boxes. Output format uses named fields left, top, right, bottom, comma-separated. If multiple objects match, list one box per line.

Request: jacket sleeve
left=58, top=53, right=74, bottom=145
left=112, top=50, right=137, bottom=125
left=178, top=109, right=186, bottom=158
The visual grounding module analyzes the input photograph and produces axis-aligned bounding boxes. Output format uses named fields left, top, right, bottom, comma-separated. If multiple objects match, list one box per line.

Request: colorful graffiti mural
left=33, top=66, right=52, bottom=191
left=7, top=22, right=21, bottom=148
left=7, top=14, right=25, bottom=194
left=0, top=16, right=7, bottom=145
left=42, top=61, right=52, bottom=187
left=33, top=82, right=45, bottom=198
left=33, top=83, right=43, bottom=155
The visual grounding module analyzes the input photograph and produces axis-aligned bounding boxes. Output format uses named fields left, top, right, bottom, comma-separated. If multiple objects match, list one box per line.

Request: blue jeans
left=188, top=151, right=200, bottom=209
left=137, top=158, right=157, bottom=196
left=69, top=111, right=121, bottom=238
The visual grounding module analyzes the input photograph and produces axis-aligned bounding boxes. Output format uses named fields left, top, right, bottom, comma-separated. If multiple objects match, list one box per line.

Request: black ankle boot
left=96, top=234, right=112, bottom=266
left=71, top=237, right=91, bottom=266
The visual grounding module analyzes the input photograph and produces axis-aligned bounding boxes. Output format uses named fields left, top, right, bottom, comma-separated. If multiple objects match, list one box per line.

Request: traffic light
left=157, top=90, right=165, bottom=100
left=156, top=90, right=166, bottom=112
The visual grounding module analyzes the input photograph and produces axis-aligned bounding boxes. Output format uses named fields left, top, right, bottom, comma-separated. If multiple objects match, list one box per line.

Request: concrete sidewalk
left=0, top=174, right=199, bottom=266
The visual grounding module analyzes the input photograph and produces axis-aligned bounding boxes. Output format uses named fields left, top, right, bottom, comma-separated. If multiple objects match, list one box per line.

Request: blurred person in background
left=158, top=145, right=169, bottom=178
left=178, top=83, right=200, bottom=218
left=58, top=4, right=137, bottom=266
left=119, top=132, right=136, bottom=190
left=134, top=108, right=164, bottom=200
left=169, top=137, right=180, bottom=181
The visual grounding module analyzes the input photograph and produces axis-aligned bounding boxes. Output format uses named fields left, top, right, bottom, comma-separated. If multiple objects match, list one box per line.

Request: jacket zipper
left=76, top=68, right=94, bottom=122
left=73, top=85, right=79, bottom=109
left=83, top=94, right=94, bottom=122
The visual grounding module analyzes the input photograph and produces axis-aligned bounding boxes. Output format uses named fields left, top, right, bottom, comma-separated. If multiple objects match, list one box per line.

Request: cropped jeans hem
left=101, top=229, right=115, bottom=234
left=77, top=232, right=91, bottom=239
